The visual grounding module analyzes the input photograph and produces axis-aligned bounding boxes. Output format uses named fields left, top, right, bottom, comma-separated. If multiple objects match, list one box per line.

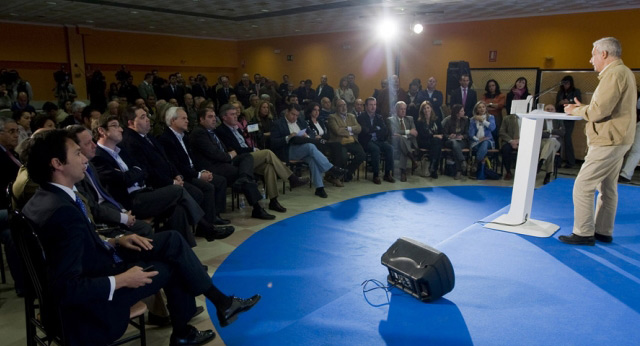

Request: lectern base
left=485, top=214, right=560, bottom=238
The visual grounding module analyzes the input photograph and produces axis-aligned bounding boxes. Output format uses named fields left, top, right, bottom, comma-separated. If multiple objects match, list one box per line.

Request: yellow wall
left=237, top=9, right=640, bottom=98
left=2, top=8, right=639, bottom=102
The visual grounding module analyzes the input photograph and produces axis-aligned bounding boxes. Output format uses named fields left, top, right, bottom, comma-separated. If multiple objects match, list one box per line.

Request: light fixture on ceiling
left=46, top=1, right=57, bottom=5
left=86, top=20, right=94, bottom=23
left=412, top=22, right=423, bottom=34
left=198, top=19, right=206, bottom=22
left=131, top=11, right=138, bottom=14
left=376, top=18, right=398, bottom=41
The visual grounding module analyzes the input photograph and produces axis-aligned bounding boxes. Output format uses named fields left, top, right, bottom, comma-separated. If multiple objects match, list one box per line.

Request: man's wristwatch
left=114, top=234, right=125, bottom=247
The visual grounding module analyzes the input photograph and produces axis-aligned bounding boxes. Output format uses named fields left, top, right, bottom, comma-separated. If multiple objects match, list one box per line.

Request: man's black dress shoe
left=289, top=175, right=310, bottom=189
left=558, top=233, right=595, bottom=246
left=214, top=216, right=231, bottom=225
left=344, top=173, right=353, bottom=182
left=252, top=206, right=276, bottom=220
left=618, top=175, right=631, bottom=183
left=196, top=224, right=234, bottom=241
left=148, top=312, right=171, bottom=327
left=315, top=187, right=328, bottom=198
left=170, top=325, right=215, bottom=346
left=268, top=199, right=287, bottom=213
left=595, top=233, right=613, bottom=243
left=328, top=166, right=347, bottom=179
left=217, top=295, right=261, bottom=327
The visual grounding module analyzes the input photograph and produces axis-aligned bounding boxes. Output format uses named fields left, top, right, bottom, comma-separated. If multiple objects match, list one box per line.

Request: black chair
left=9, top=209, right=64, bottom=346
left=9, top=210, right=147, bottom=346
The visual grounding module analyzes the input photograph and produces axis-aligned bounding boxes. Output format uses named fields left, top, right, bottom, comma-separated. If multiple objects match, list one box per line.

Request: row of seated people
left=4, top=122, right=262, bottom=345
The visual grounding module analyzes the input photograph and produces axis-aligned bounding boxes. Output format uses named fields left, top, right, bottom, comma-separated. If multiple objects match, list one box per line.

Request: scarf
left=511, top=87, right=525, bottom=100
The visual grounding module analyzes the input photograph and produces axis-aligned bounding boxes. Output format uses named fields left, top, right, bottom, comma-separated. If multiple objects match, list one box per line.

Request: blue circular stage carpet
left=208, top=181, right=640, bottom=345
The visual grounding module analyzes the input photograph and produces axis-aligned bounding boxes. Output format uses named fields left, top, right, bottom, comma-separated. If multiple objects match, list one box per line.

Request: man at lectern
left=559, top=37, right=637, bottom=246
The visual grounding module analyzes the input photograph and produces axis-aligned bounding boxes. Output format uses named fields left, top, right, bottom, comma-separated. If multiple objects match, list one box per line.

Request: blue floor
left=209, top=179, right=640, bottom=345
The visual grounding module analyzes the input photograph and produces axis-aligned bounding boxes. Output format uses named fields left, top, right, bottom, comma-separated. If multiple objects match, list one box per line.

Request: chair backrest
left=9, top=209, right=65, bottom=342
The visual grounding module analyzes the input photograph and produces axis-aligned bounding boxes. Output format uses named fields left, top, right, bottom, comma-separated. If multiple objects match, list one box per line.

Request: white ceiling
left=1, top=0, right=639, bottom=40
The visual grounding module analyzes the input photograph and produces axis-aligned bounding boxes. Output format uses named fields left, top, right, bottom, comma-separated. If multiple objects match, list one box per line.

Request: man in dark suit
left=357, top=97, right=395, bottom=184
left=22, top=129, right=260, bottom=346
left=115, top=108, right=234, bottom=242
left=295, top=79, right=316, bottom=106
left=270, top=104, right=346, bottom=198
left=415, top=76, right=445, bottom=121
left=189, top=107, right=274, bottom=219
left=66, top=125, right=153, bottom=237
left=215, top=76, right=235, bottom=111
left=0, top=117, right=24, bottom=296
left=448, top=74, right=477, bottom=117
left=157, top=107, right=230, bottom=229
left=163, top=74, right=185, bottom=107
left=316, top=75, right=335, bottom=102
left=91, top=114, right=217, bottom=247
left=216, top=104, right=309, bottom=213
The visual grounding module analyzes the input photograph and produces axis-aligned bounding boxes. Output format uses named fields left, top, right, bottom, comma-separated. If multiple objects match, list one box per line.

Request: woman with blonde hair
left=468, top=101, right=496, bottom=177
left=251, top=100, right=275, bottom=149
left=335, top=76, right=356, bottom=112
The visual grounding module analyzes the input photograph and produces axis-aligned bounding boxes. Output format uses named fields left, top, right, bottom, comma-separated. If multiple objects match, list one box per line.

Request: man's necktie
left=74, top=193, right=123, bottom=263
left=86, top=166, right=123, bottom=210
left=400, top=119, right=406, bottom=132
left=462, top=88, right=467, bottom=107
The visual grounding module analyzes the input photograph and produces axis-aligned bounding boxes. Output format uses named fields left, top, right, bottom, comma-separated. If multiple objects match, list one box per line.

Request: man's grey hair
left=395, top=101, right=407, bottom=109
left=0, top=116, right=17, bottom=132
left=593, top=37, right=621, bottom=58
left=260, top=94, right=271, bottom=101
left=165, top=106, right=184, bottom=126
left=71, top=101, right=86, bottom=113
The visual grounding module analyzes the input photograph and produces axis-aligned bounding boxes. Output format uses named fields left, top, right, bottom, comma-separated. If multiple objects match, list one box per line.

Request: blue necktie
left=86, top=166, right=123, bottom=210
left=74, top=193, right=123, bottom=264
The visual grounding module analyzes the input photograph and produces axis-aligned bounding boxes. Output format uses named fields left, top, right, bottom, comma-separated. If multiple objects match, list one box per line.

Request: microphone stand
left=528, top=82, right=561, bottom=112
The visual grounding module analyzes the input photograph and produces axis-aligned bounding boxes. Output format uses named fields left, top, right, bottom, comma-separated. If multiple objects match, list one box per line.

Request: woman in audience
left=231, top=100, right=255, bottom=148
left=505, top=77, right=529, bottom=115
left=335, top=76, right=356, bottom=113
left=443, top=104, right=469, bottom=180
left=555, top=75, right=581, bottom=168
left=468, top=101, right=496, bottom=178
left=13, top=110, right=32, bottom=146
left=415, top=101, right=444, bottom=178
left=482, top=79, right=505, bottom=139
left=305, top=101, right=342, bottom=175
left=251, top=100, right=275, bottom=149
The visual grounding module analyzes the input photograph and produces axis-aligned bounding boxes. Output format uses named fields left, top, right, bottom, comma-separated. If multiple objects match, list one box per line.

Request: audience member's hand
left=228, top=150, right=237, bottom=159
left=200, top=171, right=213, bottom=182
left=510, top=139, right=519, bottom=149
left=409, top=128, right=418, bottom=137
left=124, top=211, right=136, bottom=227
left=115, top=266, right=158, bottom=289
left=434, top=134, right=443, bottom=139
left=118, top=234, right=154, bottom=252
left=173, top=175, right=184, bottom=186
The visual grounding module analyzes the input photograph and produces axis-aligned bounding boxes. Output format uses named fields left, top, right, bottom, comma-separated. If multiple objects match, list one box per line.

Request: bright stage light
left=412, top=23, right=424, bottom=34
left=377, top=18, right=398, bottom=41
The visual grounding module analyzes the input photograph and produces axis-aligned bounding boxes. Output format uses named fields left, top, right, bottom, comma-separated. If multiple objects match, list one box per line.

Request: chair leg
left=138, top=314, right=146, bottom=346
left=0, top=244, right=6, bottom=284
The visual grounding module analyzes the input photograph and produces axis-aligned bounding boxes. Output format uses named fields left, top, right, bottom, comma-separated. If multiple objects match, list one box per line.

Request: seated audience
left=251, top=100, right=275, bottom=149
left=468, top=101, right=496, bottom=177
left=327, top=98, right=366, bottom=182
left=270, top=103, right=346, bottom=198
left=499, top=111, right=520, bottom=180
left=415, top=101, right=444, bottom=179
left=443, top=104, right=470, bottom=180
left=92, top=114, right=218, bottom=246
left=388, top=101, right=418, bottom=182
left=216, top=104, right=309, bottom=213
left=540, top=104, right=564, bottom=184
left=357, top=97, right=395, bottom=184
left=158, top=107, right=231, bottom=229
left=189, top=107, right=274, bottom=219
left=22, top=129, right=260, bottom=345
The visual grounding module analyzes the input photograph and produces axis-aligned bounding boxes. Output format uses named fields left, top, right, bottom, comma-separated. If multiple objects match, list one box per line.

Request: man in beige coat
left=328, top=98, right=366, bottom=181
left=559, top=37, right=637, bottom=245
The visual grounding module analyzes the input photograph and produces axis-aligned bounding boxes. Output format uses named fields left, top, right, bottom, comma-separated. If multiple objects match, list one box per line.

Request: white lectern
left=484, top=110, right=582, bottom=237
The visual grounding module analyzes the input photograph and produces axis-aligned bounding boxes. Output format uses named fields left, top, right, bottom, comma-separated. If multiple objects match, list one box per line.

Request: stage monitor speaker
left=381, top=237, right=455, bottom=302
